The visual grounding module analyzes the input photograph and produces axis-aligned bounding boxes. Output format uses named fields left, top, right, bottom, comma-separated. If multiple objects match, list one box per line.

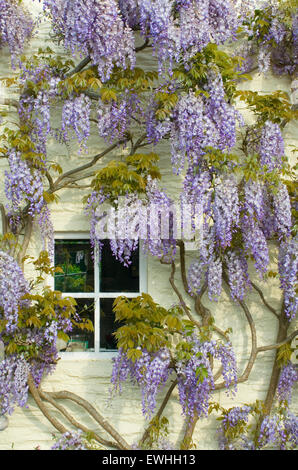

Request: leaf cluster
left=173, top=43, right=250, bottom=102
left=138, top=416, right=170, bottom=450
left=235, top=90, right=298, bottom=125
left=91, top=152, right=161, bottom=201
left=112, top=293, right=183, bottom=361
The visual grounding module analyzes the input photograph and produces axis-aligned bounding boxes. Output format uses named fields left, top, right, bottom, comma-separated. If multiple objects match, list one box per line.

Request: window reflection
left=66, top=298, right=94, bottom=352
left=54, top=240, right=94, bottom=293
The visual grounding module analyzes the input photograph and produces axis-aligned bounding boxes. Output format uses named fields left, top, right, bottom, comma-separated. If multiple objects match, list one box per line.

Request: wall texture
left=0, top=0, right=297, bottom=450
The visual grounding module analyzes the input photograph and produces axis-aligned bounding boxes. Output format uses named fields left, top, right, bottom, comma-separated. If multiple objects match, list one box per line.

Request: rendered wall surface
left=0, top=1, right=297, bottom=450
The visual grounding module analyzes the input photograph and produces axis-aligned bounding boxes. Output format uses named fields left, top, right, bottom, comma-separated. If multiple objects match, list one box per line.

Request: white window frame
left=49, top=232, right=147, bottom=359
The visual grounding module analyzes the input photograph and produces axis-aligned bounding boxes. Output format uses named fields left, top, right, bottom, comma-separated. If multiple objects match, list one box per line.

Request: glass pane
left=54, top=239, right=94, bottom=293
left=66, top=298, right=94, bottom=352
left=100, top=298, right=123, bottom=350
left=99, top=240, right=139, bottom=293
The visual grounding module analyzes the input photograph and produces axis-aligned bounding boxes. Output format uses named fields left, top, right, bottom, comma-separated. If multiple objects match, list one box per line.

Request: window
left=51, top=233, right=147, bottom=357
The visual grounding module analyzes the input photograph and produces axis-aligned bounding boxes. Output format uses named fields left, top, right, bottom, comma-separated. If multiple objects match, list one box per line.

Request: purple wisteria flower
left=110, top=347, right=172, bottom=419
left=241, top=215, right=269, bottom=276
left=170, top=91, right=219, bottom=173
left=5, top=150, right=44, bottom=218
left=277, top=362, right=298, bottom=403
left=0, top=0, right=33, bottom=66
left=0, top=251, right=30, bottom=334
left=43, top=0, right=136, bottom=82
left=272, top=183, right=292, bottom=240
left=225, top=250, right=251, bottom=301
left=206, top=256, right=222, bottom=301
left=258, top=120, right=284, bottom=171
left=177, top=335, right=237, bottom=420
left=61, top=94, right=91, bottom=149
left=4, top=149, right=54, bottom=258
left=258, top=414, right=287, bottom=450
left=187, top=260, right=205, bottom=295
left=278, top=236, right=298, bottom=320
left=97, top=93, right=140, bottom=143
left=243, top=179, right=265, bottom=222
left=51, top=430, right=88, bottom=450
left=0, top=355, right=29, bottom=415
left=213, top=175, right=239, bottom=249
left=137, top=0, right=240, bottom=73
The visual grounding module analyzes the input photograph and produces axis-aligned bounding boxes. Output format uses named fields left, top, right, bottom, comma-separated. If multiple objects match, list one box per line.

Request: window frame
left=49, top=232, right=147, bottom=359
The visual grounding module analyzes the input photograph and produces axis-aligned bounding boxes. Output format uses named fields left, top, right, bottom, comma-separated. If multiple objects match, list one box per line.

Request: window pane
left=100, top=298, right=123, bottom=350
left=66, top=298, right=94, bottom=352
left=54, top=239, right=94, bottom=293
left=99, top=240, right=139, bottom=293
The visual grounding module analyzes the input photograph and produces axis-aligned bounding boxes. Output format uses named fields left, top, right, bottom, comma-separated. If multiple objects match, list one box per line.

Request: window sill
left=58, top=350, right=118, bottom=360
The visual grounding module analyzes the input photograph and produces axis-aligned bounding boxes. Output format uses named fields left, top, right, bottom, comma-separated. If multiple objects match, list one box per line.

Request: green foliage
left=235, top=90, right=298, bottom=125
left=277, top=343, right=295, bottom=367
left=138, top=416, right=170, bottom=450
left=0, top=127, right=45, bottom=169
left=90, top=152, right=161, bottom=201
left=112, top=293, right=184, bottom=358
left=173, top=42, right=250, bottom=101
left=105, top=66, right=159, bottom=94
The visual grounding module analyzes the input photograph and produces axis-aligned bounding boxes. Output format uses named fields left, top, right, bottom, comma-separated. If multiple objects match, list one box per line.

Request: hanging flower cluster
left=127, top=0, right=240, bottom=74
left=170, top=91, right=219, bottom=173
left=218, top=403, right=298, bottom=450
left=258, top=120, right=285, bottom=171
left=0, top=257, right=79, bottom=412
left=97, top=93, right=141, bottom=143
left=0, top=0, right=33, bottom=66
left=0, top=251, right=29, bottom=334
left=213, top=175, right=239, bottom=249
left=277, top=362, right=298, bottom=404
left=224, top=250, right=251, bottom=301
left=5, top=150, right=45, bottom=219
left=170, top=71, right=241, bottom=174
left=43, top=0, right=136, bottom=82
left=176, top=335, right=237, bottom=419
left=4, top=149, right=54, bottom=257
left=278, top=237, right=298, bottom=320
left=110, top=334, right=237, bottom=421
left=61, top=94, right=91, bottom=149
left=258, top=412, right=298, bottom=450
left=258, top=6, right=298, bottom=76
left=237, top=0, right=298, bottom=76
left=0, top=355, right=29, bottom=416
left=110, top=347, right=172, bottom=419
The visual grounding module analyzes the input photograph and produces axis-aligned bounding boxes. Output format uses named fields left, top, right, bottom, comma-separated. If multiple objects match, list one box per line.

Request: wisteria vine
left=0, top=0, right=296, bottom=451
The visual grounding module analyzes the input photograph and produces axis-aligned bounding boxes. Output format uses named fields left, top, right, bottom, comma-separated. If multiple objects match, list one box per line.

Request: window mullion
left=94, top=297, right=100, bottom=353
left=94, top=247, right=100, bottom=353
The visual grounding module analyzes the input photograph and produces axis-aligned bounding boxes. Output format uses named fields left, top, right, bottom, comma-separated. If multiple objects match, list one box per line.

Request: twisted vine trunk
left=262, top=308, right=290, bottom=415
left=254, top=305, right=290, bottom=444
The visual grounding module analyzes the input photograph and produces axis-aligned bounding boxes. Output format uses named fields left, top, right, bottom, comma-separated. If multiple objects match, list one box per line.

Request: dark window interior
left=100, top=298, right=120, bottom=350
left=99, top=240, right=139, bottom=293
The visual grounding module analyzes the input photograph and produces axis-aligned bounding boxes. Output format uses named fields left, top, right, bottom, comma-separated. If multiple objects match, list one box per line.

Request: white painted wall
left=0, top=1, right=297, bottom=450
